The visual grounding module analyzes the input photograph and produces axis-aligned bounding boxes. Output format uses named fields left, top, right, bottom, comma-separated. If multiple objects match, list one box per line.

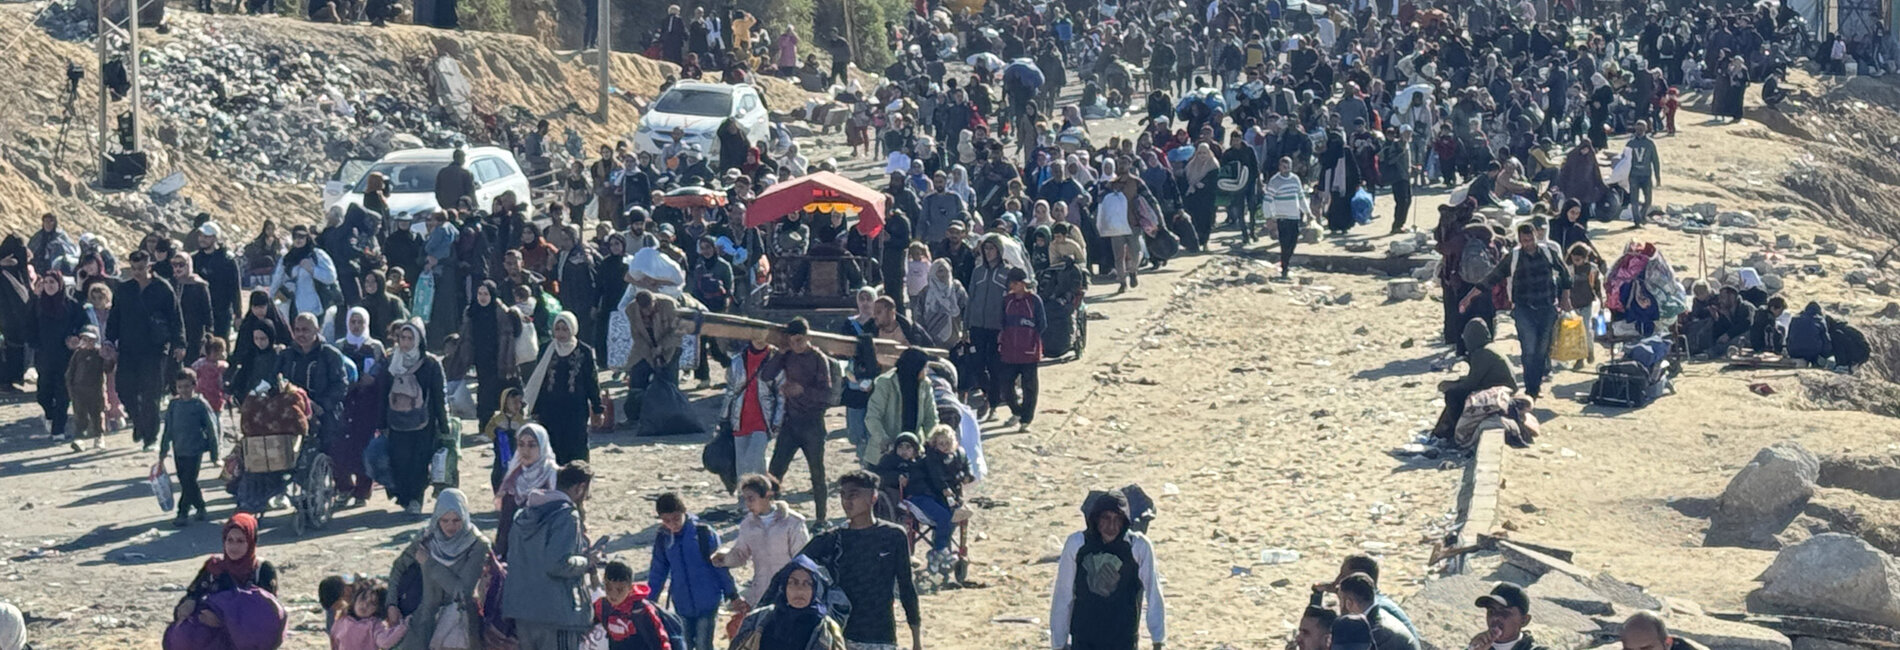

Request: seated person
left=1618, top=280, right=1661, bottom=339
left=1750, top=296, right=1788, bottom=354
left=1706, top=286, right=1757, bottom=357
left=1431, top=319, right=1518, bottom=441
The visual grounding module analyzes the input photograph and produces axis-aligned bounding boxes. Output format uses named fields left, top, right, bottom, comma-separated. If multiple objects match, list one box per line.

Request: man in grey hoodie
left=506, top=461, right=602, bottom=650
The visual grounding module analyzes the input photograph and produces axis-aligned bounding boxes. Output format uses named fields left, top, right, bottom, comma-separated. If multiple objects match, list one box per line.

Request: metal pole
left=842, top=0, right=855, bottom=74
left=95, top=0, right=108, bottom=181
left=596, top=0, right=611, bottom=122
left=127, top=0, right=141, bottom=153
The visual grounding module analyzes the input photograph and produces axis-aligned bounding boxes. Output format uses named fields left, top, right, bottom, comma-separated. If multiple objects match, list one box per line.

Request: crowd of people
left=0, top=0, right=1873, bottom=646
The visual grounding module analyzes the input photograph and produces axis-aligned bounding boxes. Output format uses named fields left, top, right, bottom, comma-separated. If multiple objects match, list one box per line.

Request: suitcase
left=1588, top=360, right=1652, bottom=408
left=240, top=435, right=301, bottom=473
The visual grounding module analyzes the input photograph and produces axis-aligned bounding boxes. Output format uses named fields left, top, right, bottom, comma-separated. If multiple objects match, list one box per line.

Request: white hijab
left=501, top=424, right=558, bottom=501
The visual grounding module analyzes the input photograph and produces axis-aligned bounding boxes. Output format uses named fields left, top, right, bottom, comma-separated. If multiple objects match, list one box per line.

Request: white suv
left=633, top=82, right=771, bottom=161
left=322, top=146, right=534, bottom=219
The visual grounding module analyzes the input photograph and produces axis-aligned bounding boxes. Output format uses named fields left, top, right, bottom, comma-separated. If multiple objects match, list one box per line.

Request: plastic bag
left=413, top=272, right=437, bottom=325
left=429, top=449, right=450, bottom=485
left=1551, top=312, right=1588, bottom=363
left=430, top=602, right=471, bottom=650
left=150, top=463, right=176, bottom=513
left=514, top=322, right=540, bottom=365
left=636, top=382, right=711, bottom=437
left=447, top=380, right=477, bottom=420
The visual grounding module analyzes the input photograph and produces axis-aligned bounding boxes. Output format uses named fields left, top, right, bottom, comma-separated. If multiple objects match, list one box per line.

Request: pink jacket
left=715, top=501, right=811, bottom=605
left=329, top=615, right=408, bottom=650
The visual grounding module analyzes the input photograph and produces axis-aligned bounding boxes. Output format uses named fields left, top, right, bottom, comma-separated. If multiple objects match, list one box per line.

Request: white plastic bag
left=429, top=602, right=470, bottom=650
left=150, top=463, right=175, bottom=513
left=446, top=380, right=477, bottom=420
left=515, top=322, right=540, bottom=365
left=429, top=449, right=450, bottom=485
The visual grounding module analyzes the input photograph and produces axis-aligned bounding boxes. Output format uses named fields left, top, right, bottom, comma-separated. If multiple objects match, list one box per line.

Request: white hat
left=198, top=222, right=223, bottom=238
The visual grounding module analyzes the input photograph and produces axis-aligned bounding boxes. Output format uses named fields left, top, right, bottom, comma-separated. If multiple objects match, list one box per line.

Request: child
left=383, top=267, right=410, bottom=304
left=595, top=560, right=678, bottom=650
left=328, top=577, right=407, bottom=650
left=483, top=387, right=530, bottom=491
left=648, top=492, right=739, bottom=650
left=66, top=327, right=114, bottom=452
left=157, top=369, right=220, bottom=527
left=192, top=336, right=230, bottom=414
left=318, top=574, right=351, bottom=632
left=876, top=432, right=957, bottom=554
left=923, top=425, right=975, bottom=510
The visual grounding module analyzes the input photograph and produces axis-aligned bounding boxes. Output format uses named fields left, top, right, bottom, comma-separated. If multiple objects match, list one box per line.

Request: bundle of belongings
left=1589, top=335, right=1674, bottom=408
left=1603, top=242, right=1690, bottom=332
left=1453, top=385, right=1540, bottom=449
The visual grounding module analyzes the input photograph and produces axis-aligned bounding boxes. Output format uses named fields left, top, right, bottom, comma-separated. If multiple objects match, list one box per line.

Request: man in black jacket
left=192, top=223, right=242, bottom=340
left=1470, top=583, right=1549, bottom=650
left=105, top=250, right=185, bottom=450
left=280, top=314, right=349, bottom=477
left=434, top=149, right=476, bottom=212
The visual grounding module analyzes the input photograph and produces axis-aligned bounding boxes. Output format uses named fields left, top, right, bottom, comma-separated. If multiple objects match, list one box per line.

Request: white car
left=321, top=146, right=534, bottom=220
left=633, top=82, right=772, bottom=162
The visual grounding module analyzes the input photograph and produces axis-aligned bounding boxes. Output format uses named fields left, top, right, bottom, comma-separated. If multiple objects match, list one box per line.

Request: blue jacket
left=647, top=516, right=738, bottom=618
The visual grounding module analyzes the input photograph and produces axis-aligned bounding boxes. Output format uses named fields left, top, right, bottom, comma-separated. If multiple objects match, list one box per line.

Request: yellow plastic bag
left=1551, top=311, right=1588, bottom=363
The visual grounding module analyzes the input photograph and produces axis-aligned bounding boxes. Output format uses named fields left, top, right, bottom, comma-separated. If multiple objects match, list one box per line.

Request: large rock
left=1748, top=533, right=1900, bottom=628
left=1721, top=211, right=1762, bottom=228
left=1707, top=442, right=1821, bottom=549
left=1821, top=454, right=1900, bottom=499
left=1666, top=615, right=1794, bottom=650
left=1529, top=572, right=1614, bottom=616
left=1790, top=637, right=1867, bottom=650
left=1388, top=278, right=1427, bottom=301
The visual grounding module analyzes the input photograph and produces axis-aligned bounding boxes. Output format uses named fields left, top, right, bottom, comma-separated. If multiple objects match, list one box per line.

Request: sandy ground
left=3, top=47, right=1898, bottom=650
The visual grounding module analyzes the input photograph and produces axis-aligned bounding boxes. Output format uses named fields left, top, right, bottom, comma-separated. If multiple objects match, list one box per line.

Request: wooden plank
left=687, top=310, right=948, bottom=366
left=1479, top=534, right=1577, bottom=563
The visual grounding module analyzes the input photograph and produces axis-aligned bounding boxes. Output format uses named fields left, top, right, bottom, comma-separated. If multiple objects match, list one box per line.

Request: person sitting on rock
left=1337, top=573, right=1419, bottom=650
left=1308, top=554, right=1418, bottom=638
left=1430, top=319, right=1517, bottom=442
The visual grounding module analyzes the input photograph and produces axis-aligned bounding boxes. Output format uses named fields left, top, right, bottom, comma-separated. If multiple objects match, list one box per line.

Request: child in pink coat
left=328, top=578, right=407, bottom=650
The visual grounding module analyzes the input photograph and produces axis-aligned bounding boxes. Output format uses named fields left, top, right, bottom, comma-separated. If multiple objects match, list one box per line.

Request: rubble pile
left=139, top=32, right=469, bottom=183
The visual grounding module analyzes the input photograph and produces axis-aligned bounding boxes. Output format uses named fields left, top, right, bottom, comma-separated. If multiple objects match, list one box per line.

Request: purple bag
left=162, top=587, right=288, bottom=650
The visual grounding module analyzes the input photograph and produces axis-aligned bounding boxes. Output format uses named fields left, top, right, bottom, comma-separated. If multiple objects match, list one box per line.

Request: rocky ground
left=1, top=6, right=1899, bottom=650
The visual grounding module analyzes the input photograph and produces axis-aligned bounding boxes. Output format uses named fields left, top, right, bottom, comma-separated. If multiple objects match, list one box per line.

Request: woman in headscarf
left=380, top=320, right=450, bottom=516
left=225, top=319, right=285, bottom=408
left=28, top=271, right=85, bottom=442
left=1182, top=143, right=1221, bottom=249
left=270, top=225, right=339, bottom=319
left=0, top=234, right=32, bottom=390
left=515, top=223, right=559, bottom=278
left=859, top=348, right=938, bottom=466
left=947, top=165, right=978, bottom=206
left=522, top=312, right=602, bottom=465
left=166, top=514, right=284, bottom=650
left=1318, top=132, right=1361, bottom=234
left=728, top=556, right=847, bottom=650
left=917, top=258, right=968, bottom=347
left=492, top=423, right=556, bottom=558
left=390, top=488, right=488, bottom=649
left=333, top=307, right=384, bottom=509
left=1586, top=72, right=1613, bottom=149
left=594, top=234, right=631, bottom=354
left=231, top=289, right=290, bottom=370
left=0, top=601, right=23, bottom=650
left=445, top=280, right=523, bottom=427
left=170, top=252, right=215, bottom=364
left=241, top=220, right=286, bottom=289
left=358, top=270, right=409, bottom=344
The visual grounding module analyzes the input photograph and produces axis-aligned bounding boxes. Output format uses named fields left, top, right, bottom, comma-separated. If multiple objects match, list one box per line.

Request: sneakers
left=1003, top=415, right=1021, bottom=428
left=193, top=509, right=208, bottom=522
left=70, top=440, right=83, bottom=453
left=404, top=501, right=424, bottom=516
left=1018, top=421, right=1031, bottom=433
left=172, top=515, right=190, bottom=528
left=92, top=438, right=104, bottom=450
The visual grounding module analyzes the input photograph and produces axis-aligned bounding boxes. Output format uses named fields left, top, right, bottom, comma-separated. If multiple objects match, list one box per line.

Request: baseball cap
left=1475, top=582, right=1531, bottom=614
left=198, top=222, right=223, bottom=238
left=1331, top=615, right=1375, bottom=650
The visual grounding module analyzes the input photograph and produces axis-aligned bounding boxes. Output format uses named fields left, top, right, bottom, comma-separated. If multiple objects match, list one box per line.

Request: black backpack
left=1827, top=317, right=1871, bottom=370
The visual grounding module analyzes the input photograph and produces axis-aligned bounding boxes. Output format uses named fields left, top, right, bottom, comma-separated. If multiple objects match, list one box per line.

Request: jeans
left=1390, top=178, right=1413, bottom=231
left=1275, top=218, right=1302, bottom=273
left=1227, top=193, right=1257, bottom=242
left=1512, top=304, right=1560, bottom=398
left=968, top=327, right=1002, bottom=408
left=845, top=406, right=868, bottom=448
left=679, top=613, right=717, bottom=650
left=769, top=413, right=829, bottom=521
left=1629, top=176, right=1654, bottom=225
left=906, top=494, right=957, bottom=551
left=734, top=431, right=770, bottom=480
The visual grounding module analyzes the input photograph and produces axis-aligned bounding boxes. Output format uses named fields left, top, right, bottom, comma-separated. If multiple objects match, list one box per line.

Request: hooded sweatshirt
left=503, top=490, right=593, bottom=629
left=1444, top=319, right=1518, bottom=394
left=647, top=514, right=739, bottom=619
left=1050, top=489, right=1166, bottom=650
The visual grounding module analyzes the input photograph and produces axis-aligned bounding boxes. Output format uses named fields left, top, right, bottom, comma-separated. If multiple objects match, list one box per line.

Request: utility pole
left=95, top=0, right=145, bottom=185
left=596, top=0, right=611, bottom=122
left=127, top=0, right=141, bottom=153
left=95, top=0, right=107, bottom=179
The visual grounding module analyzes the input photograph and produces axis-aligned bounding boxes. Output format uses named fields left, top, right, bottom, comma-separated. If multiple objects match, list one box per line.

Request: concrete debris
left=1720, top=211, right=1762, bottom=228
left=1749, top=533, right=1900, bottom=629
left=1847, top=269, right=1876, bottom=286
left=1387, top=278, right=1426, bottom=301
left=1707, top=441, right=1821, bottom=549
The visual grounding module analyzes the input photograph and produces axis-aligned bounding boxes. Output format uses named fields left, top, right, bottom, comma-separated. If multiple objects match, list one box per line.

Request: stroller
left=227, top=379, right=337, bottom=535
left=1038, top=260, right=1090, bottom=360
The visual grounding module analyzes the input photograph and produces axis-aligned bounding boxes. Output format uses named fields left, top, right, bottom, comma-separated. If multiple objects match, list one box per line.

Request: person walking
left=391, top=488, right=489, bottom=649
left=505, top=462, right=602, bottom=650
left=105, top=250, right=184, bottom=452
left=766, top=318, right=832, bottom=522
left=1050, top=488, right=1167, bottom=650
left=996, top=268, right=1045, bottom=431
left=1460, top=222, right=1571, bottom=399
left=29, top=271, right=86, bottom=441
left=381, top=321, right=450, bottom=515
left=446, top=280, right=524, bottom=428
left=156, top=369, right=219, bottom=527
left=721, top=333, right=784, bottom=483
left=647, top=492, right=740, bottom=650
left=712, top=474, right=811, bottom=614
left=522, top=312, right=603, bottom=465
left=1264, top=157, right=1314, bottom=279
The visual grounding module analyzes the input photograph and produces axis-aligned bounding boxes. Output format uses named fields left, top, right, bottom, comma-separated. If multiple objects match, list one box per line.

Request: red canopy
left=745, top=172, right=886, bottom=237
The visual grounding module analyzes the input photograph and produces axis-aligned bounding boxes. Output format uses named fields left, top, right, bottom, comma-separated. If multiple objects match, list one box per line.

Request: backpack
left=826, top=356, right=848, bottom=407
left=1826, top=317, right=1870, bottom=370
left=1458, top=236, right=1499, bottom=284
left=1588, top=360, right=1652, bottom=408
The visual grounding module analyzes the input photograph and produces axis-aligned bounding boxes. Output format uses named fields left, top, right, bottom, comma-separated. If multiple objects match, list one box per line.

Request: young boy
left=157, top=368, right=220, bottom=526
left=66, top=326, right=114, bottom=452
left=647, top=492, right=739, bottom=650
left=595, top=560, right=679, bottom=650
